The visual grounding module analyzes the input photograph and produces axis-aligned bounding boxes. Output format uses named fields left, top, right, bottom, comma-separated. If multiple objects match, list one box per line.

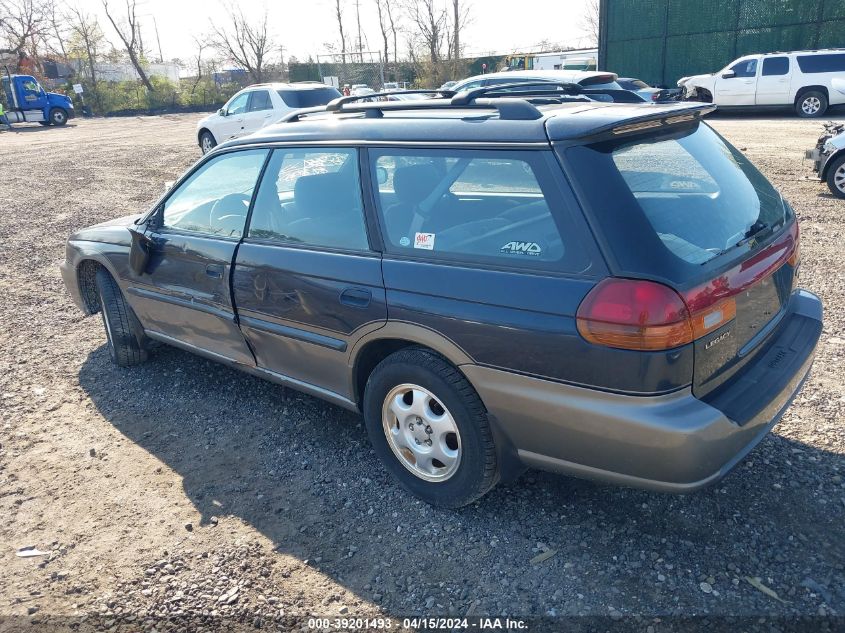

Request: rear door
left=715, top=57, right=759, bottom=105
left=368, top=147, right=623, bottom=390
left=232, top=147, right=386, bottom=399
left=126, top=148, right=269, bottom=365
left=756, top=56, right=791, bottom=105
left=245, top=89, right=275, bottom=133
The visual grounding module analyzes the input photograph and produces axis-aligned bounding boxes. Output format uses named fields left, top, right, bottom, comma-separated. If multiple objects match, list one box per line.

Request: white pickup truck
left=678, top=49, right=845, bottom=117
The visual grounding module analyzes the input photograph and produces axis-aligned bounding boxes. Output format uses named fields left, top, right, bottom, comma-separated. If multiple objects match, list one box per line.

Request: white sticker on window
left=399, top=236, right=411, bottom=247
left=501, top=240, right=541, bottom=256
left=414, top=232, right=435, bottom=250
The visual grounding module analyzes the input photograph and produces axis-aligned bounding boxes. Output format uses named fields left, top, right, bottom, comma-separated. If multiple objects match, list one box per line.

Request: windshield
left=564, top=124, right=790, bottom=280
left=277, top=87, right=341, bottom=108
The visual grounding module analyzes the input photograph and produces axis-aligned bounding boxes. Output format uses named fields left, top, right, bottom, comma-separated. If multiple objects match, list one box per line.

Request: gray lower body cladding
left=464, top=290, right=822, bottom=492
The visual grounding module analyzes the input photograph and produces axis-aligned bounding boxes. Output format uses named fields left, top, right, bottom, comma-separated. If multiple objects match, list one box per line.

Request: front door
left=756, top=56, right=791, bottom=105
left=715, top=58, right=759, bottom=106
left=218, top=91, right=250, bottom=141
left=125, top=148, right=270, bottom=365
left=232, top=147, right=387, bottom=399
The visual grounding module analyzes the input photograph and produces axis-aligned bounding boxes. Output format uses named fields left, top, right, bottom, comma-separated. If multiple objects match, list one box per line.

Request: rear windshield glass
left=277, top=87, right=341, bottom=108
left=565, top=124, right=790, bottom=281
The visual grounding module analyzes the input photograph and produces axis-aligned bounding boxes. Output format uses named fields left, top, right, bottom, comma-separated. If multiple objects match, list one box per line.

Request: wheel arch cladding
left=796, top=85, right=829, bottom=102
left=353, top=338, right=420, bottom=409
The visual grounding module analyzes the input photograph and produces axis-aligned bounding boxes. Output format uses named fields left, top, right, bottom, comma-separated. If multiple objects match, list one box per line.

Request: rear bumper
left=464, top=289, right=822, bottom=492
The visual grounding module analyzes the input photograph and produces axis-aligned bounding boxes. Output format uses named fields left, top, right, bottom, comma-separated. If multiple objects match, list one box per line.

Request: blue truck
left=1, top=70, right=74, bottom=126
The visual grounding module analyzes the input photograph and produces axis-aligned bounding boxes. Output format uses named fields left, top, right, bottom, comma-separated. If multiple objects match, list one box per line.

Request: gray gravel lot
left=1, top=112, right=844, bottom=630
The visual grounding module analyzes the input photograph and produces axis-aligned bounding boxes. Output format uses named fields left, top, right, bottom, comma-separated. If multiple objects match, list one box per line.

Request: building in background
left=598, top=0, right=845, bottom=87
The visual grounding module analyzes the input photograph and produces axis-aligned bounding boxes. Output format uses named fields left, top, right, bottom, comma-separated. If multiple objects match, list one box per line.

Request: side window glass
left=729, top=59, right=757, bottom=78
left=762, top=57, right=789, bottom=76
left=162, top=149, right=268, bottom=237
left=226, top=92, right=249, bottom=115
left=370, top=150, right=588, bottom=271
left=248, top=149, right=369, bottom=251
left=248, top=90, right=273, bottom=111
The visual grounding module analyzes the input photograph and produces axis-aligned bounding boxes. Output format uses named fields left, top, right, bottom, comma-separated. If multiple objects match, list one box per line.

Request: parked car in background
left=806, top=121, right=845, bottom=198
left=196, top=82, right=341, bottom=154
left=678, top=49, right=845, bottom=117
left=616, top=77, right=682, bottom=103
left=450, top=70, right=646, bottom=102
left=381, top=91, right=431, bottom=101
left=61, top=90, right=820, bottom=508
left=439, top=80, right=457, bottom=91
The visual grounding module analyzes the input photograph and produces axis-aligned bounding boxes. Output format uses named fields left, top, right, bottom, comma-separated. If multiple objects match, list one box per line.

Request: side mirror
left=128, top=227, right=154, bottom=276
left=218, top=108, right=227, bottom=116
left=376, top=166, right=389, bottom=185
left=721, top=70, right=736, bottom=79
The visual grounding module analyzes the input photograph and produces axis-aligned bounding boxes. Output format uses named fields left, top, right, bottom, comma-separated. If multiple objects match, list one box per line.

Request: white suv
left=196, top=82, right=341, bottom=153
left=678, top=49, right=845, bottom=117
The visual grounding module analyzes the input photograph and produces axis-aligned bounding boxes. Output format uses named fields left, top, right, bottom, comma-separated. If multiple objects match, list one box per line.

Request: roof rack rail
left=279, top=80, right=647, bottom=124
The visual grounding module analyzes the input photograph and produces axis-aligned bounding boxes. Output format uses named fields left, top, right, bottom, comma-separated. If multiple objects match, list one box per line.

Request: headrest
left=393, top=164, right=441, bottom=207
left=294, top=173, right=355, bottom=216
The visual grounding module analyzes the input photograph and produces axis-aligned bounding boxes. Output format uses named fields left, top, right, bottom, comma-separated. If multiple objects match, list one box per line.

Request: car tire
left=95, top=267, right=148, bottom=367
left=796, top=91, right=828, bottom=118
left=199, top=130, right=217, bottom=154
left=826, top=154, right=845, bottom=199
left=363, top=347, right=498, bottom=508
left=49, top=108, right=68, bottom=126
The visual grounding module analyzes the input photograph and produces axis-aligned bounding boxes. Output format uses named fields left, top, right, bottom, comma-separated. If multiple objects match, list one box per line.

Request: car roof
left=243, top=82, right=338, bottom=91
left=221, top=100, right=711, bottom=148
left=455, top=70, right=618, bottom=87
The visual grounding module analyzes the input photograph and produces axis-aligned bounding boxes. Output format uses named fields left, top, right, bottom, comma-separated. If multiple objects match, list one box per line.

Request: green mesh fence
left=600, top=0, right=845, bottom=87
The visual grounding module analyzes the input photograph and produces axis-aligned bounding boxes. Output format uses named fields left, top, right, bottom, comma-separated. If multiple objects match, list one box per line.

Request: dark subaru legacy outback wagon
left=61, top=86, right=822, bottom=507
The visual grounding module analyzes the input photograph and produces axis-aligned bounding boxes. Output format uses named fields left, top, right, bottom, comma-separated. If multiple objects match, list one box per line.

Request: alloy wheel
left=835, top=163, right=845, bottom=194
left=381, top=383, right=461, bottom=482
left=802, top=97, right=821, bottom=115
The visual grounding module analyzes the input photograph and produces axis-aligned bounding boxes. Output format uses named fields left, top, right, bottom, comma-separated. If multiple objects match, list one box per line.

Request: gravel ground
left=1, top=112, right=844, bottom=631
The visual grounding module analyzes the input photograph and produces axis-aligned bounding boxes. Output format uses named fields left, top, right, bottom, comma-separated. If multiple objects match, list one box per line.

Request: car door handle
left=206, top=264, right=224, bottom=279
left=340, top=287, right=371, bottom=308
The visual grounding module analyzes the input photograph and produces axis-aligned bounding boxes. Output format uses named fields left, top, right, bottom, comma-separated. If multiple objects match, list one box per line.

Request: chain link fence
left=599, top=0, right=845, bottom=87
left=316, top=51, right=386, bottom=91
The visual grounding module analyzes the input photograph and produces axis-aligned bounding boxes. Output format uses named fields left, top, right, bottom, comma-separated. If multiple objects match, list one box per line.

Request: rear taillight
left=651, top=93, right=660, bottom=101
left=576, top=278, right=736, bottom=351
left=788, top=222, right=800, bottom=268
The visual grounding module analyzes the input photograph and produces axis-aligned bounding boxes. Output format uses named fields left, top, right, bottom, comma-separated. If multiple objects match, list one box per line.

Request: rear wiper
left=743, top=220, right=770, bottom=241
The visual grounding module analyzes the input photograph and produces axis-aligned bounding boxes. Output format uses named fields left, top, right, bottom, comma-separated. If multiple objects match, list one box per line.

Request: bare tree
left=0, top=0, right=52, bottom=68
left=404, top=0, right=446, bottom=65
left=102, top=0, right=155, bottom=91
left=384, top=0, right=398, bottom=64
left=375, top=0, right=389, bottom=68
left=66, top=5, right=106, bottom=109
left=210, top=4, right=274, bottom=84
left=189, top=35, right=209, bottom=97
left=578, top=0, right=600, bottom=47
left=334, top=0, right=347, bottom=64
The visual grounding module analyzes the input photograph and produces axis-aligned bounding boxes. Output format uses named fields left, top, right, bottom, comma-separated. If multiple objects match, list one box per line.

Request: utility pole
left=152, top=15, right=164, bottom=63
left=355, top=0, right=364, bottom=62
